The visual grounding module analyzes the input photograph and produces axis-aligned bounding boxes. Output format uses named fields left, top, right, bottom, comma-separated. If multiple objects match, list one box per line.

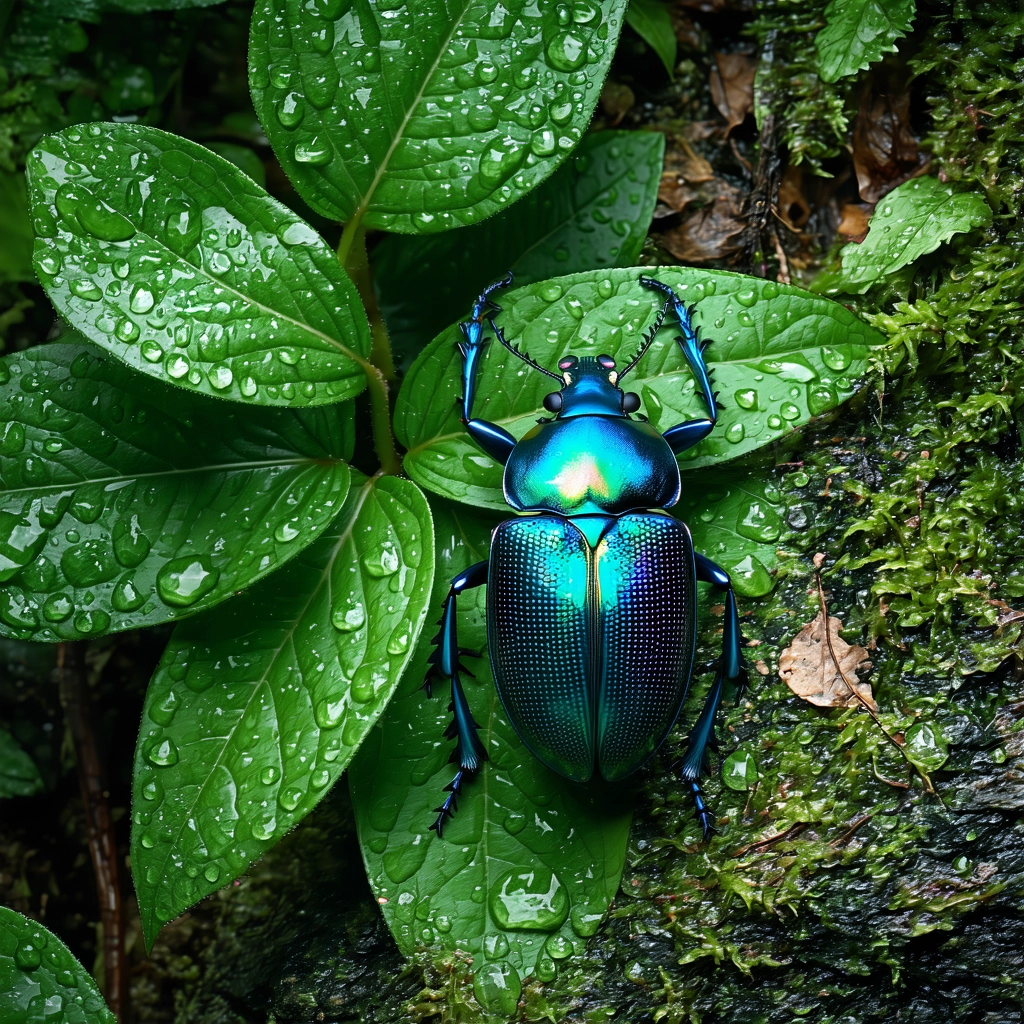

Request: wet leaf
left=26, top=124, right=371, bottom=407
left=374, top=131, right=664, bottom=364
left=132, top=473, right=433, bottom=948
left=397, top=267, right=880, bottom=509
left=838, top=176, right=992, bottom=291
left=779, top=612, right=875, bottom=710
left=0, top=906, right=115, bottom=1023
left=625, top=0, right=676, bottom=77
left=0, top=343, right=352, bottom=642
left=709, top=52, right=756, bottom=133
left=658, top=185, right=746, bottom=262
left=0, top=728, right=44, bottom=798
left=904, top=721, right=948, bottom=773
left=681, top=470, right=784, bottom=598
left=815, top=0, right=915, bottom=84
left=249, top=0, right=629, bottom=233
left=349, top=500, right=631, bottom=1003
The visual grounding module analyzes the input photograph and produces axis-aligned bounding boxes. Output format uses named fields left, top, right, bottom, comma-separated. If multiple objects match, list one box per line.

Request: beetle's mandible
left=425, top=273, right=748, bottom=838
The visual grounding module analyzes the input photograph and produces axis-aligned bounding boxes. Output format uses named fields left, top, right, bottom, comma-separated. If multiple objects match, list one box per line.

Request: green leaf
left=396, top=268, right=881, bottom=509
left=349, top=499, right=631, bottom=1007
left=837, top=177, right=992, bottom=292
left=624, top=0, right=676, bottom=78
left=373, top=130, right=664, bottom=365
left=815, top=0, right=915, bottom=83
left=0, top=171, right=35, bottom=285
left=203, top=142, right=267, bottom=188
left=249, top=0, right=629, bottom=233
left=131, top=472, right=434, bottom=948
left=0, top=343, right=352, bottom=642
left=0, top=729, right=44, bottom=798
left=0, top=906, right=115, bottom=1023
left=683, top=470, right=785, bottom=599
left=26, top=124, right=371, bottom=407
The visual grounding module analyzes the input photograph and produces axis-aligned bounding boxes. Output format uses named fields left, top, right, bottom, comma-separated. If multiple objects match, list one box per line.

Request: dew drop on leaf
left=156, top=556, right=220, bottom=607
left=488, top=867, right=568, bottom=931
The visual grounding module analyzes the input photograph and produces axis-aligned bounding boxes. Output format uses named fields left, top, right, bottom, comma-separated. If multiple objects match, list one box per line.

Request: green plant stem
left=338, top=220, right=401, bottom=475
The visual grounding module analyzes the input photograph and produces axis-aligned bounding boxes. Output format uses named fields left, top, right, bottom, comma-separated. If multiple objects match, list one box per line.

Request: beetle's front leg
left=639, top=276, right=721, bottom=455
left=426, top=560, right=489, bottom=837
left=458, top=276, right=517, bottom=466
left=682, top=553, right=749, bottom=838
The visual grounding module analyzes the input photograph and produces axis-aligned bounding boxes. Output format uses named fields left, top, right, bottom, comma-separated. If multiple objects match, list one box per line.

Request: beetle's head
left=542, top=354, right=642, bottom=418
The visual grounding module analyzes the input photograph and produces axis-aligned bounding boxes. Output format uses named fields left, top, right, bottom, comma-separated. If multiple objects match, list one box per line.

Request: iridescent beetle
left=426, top=273, right=747, bottom=837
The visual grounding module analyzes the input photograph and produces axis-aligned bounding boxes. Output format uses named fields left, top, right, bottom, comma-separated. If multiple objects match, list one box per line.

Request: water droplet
left=37, top=254, right=61, bottom=276
left=277, top=91, right=305, bottom=127
left=70, top=279, right=102, bottom=301
left=735, top=288, right=757, bottom=307
left=294, top=138, right=332, bottom=165
left=0, top=421, right=25, bottom=455
left=807, top=382, right=837, bottom=416
left=535, top=956, right=557, bottom=981
left=331, top=602, right=365, bottom=631
left=905, top=722, right=948, bottom=771
left=540, top=283, right=562, bottom=302
left=315, top=698, right=344, bottom=729
left=484, top=933, right=510, bottom=959
left=363, top=542, right=399, bottom=577
left=112, top=515, right=151, bottom=568
left=112, top=574, right=146, bottom=612
left=549, top=99, right=573, bottom=124
left=545, top=933, right=573, bottom=959
left=129, top=283, right=155, bottom=314
left=724, top=422, right=745, bottom=444
left=734, top=388, right=757, bottom=410
left=141, top=340, right=164, bottom=363
left=780, top=401, right=800, bottom=421
left=473, top=961, right=521, bottom=1016
left=146, top=737, right=179, bottom=767
left=240, top=376, right=258, bottom=397
left=479, top=140, right=526, bottom=187
left=61, top=540, right=119, bottom=587
left=386, top=627, right=410, bottom=655
left=729, top=553, right=773, bottom=598
left=166, top=354, right=191, bottom=379
left=148, top=689, right=179, bottom=726
left=821, top=345, right=851, bottom=371
left=736, top=499, right=782, bottom=543
left=204, top=862, right=221, bottom=883
left=279, top=786, right=303, bottom=811
left=157, top=556, right=220, bottom=607
left=115, top=317, right=140, bottom=344
left=503, top=811, right=526, bottom=834
left=14, top=939, right=43, bottom=970
left=489, top=867, right=568, bottom=931
left=252, top=817, right=277, bottom=841
left=767, top=414, right=783, bottom=430
left=274, top=521, right=300, bottom=543
left=208, top=364, right=233, bottom=390
left=475, top=60, right=499, bottom=84
left=43, top=594, right=74, bottom=622
left=546, top=31, right=588, bottom=71
left=722, top=749, right=757, bottom=790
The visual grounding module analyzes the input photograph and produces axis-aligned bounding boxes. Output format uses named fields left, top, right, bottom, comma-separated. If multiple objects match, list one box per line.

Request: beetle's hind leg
left=426, top=560, right=489, bottom=837
left=681, top=553, right=749, bottom=838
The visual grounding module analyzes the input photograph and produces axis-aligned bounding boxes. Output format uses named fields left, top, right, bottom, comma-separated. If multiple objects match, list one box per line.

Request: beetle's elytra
left=426, top=274, right=748, bottom=838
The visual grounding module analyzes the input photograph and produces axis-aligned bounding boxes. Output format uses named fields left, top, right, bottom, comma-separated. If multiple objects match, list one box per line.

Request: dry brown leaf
left=709, top=52, right=756, bottom=134
left=664, top=138, right=714, bottom=183
left=600, top=80, right=635, bottom=127
left=657, top=174, right=700, bottom=214
left=853, top=71, right=928, bottom=204
left=777, top=165, right=811, bottom=230
left=659, top=191, right=745, bottom=262
left=838, top=203, right=872, bottom=241
left=779, top=612, right=876, bottom=711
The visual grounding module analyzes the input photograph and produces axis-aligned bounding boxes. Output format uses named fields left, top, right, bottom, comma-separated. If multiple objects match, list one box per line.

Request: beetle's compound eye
left=543, top=392, right=563, bottom=412
left=558, top=356, right=578, bottom=370
left=597, top=354, right=616, bottom=369
left=623, top=392, right=641, bottom=414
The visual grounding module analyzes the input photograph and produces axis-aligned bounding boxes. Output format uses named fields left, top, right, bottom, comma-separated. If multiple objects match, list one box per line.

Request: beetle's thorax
left=504, top=415, right=681, bottom=516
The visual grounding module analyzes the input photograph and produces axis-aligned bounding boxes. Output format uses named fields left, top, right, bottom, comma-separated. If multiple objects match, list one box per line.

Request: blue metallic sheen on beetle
left=426, top=273, right=748, bottom=838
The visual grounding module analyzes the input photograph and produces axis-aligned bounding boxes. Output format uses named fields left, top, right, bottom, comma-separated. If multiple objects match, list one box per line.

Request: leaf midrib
left=350, top=0, right=476, bottom=223
left=141, top=473, right=376, bottom=940
left=3, top=456, right=334, bottom=501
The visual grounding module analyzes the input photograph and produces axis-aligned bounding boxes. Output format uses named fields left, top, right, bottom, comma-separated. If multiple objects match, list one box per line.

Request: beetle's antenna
left=618, top=297, right=670, bottom=379
left=488, top=319, right=562, bottom=381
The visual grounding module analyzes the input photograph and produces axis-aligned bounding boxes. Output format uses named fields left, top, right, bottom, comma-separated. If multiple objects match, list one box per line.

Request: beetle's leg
left=426, top=560, right=489, bottom=837
left=681, top=553, right=749, bottom=837
left=458, top=276, right=517, bottom=466
left=639, top=277, right=721, bottom=454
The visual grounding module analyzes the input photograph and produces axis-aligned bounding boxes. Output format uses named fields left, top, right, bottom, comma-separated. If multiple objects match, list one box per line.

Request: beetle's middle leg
left=682, top=552, right=749, bottom=837
left=426, top=559, right=489, bottom=837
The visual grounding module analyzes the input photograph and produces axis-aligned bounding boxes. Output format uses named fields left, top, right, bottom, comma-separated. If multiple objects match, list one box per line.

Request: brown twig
left=56, top=643, right=127, bottom=1021
left=814, top=574, right=935, bottom=794
left=829, top=813, right=874, bottom=848
left=732, top=820, right=807, bottom=858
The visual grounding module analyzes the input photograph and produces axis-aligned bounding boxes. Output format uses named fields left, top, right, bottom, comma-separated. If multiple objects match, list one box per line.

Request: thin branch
left=815, top=573, right=935, bottom=794
left=56, top=642, right=127, bottom=1022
